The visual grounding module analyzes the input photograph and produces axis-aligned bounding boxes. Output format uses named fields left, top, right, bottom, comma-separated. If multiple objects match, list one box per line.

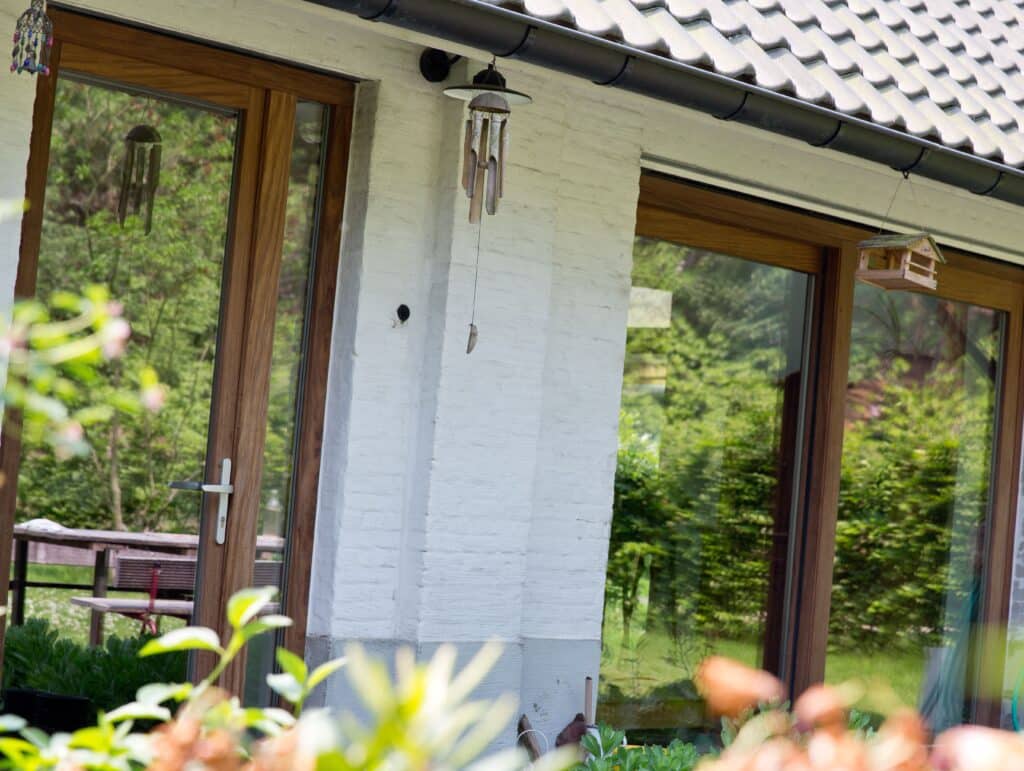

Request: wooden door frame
left=2, top=9, right=353, bottom=690
left=636, top=172, right=1024, bottom=723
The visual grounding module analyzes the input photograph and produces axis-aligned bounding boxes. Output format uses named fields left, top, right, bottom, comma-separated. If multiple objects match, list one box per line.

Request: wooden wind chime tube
left=462, top=93, right=510, bottom=223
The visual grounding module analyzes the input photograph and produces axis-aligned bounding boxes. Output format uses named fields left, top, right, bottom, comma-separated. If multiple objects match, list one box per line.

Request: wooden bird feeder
left=855, top=233, right=944, bottom=291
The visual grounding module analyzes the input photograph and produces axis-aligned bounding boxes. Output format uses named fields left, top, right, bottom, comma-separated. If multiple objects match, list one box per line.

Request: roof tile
left=480, top=0, right=1024, bottom=167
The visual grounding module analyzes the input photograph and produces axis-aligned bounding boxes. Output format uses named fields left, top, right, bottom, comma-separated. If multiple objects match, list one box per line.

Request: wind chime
left=10, top=0, right=53, bottom=76
left=443, top=61, right=531, bottom=352
left=118, top=125, right=162, bottom=235
left=444, top=62, right=532, bottom=223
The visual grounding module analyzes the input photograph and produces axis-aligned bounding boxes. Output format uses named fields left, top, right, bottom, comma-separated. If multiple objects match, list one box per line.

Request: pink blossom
left=101, top=317, right=132, bottom=358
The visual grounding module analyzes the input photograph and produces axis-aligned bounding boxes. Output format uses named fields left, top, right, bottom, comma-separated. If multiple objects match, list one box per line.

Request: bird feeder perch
left=855, top=233, right=943, bottom=291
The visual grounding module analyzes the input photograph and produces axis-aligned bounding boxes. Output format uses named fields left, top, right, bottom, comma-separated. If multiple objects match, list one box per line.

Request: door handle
left=168, top=458, right=233, bottom=545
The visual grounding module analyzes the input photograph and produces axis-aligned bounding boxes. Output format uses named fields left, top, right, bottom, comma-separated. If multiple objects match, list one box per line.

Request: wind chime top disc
left=443, top=64, right=532, bottom=106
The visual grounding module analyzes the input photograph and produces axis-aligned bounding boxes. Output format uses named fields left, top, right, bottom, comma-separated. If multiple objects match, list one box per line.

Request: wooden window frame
left=2, top=9, right=354, bottom=690
left=636, top=172, right=1024, bottom=726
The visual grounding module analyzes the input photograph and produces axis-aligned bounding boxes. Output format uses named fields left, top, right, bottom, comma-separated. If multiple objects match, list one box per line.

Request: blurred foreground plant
left=577, top=725, right=698, bottom=771
left=693, top=655, right=1024, bottom=771
left=1, top=200, right=162, bottom=461
left=0, top=586, right=576, bottom=771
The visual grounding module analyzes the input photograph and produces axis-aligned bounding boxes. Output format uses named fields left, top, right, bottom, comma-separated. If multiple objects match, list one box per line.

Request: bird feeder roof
left=856, top=233, right=945, bottom=263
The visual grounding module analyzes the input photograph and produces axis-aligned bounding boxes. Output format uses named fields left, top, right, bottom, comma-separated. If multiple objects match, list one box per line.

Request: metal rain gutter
left=306, top=0, right=1024, bottom=206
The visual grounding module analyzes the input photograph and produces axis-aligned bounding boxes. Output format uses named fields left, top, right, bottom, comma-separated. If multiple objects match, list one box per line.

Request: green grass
left=7, top=564, right=184, bottom=645
left=600, top=604, right=927, bottom=709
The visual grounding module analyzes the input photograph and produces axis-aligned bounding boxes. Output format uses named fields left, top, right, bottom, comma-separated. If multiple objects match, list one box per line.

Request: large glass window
left=599, top=235, right=812, bottom=745
left=825, top=285, right=1003, bottom=732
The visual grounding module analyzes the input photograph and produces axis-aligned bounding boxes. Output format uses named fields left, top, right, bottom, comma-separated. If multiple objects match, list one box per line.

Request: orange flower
left=695, top=656, right=785, bottom=718
left=931, top=725, right=1024, bottom=771
left=794, top=686, right=847, bottom=735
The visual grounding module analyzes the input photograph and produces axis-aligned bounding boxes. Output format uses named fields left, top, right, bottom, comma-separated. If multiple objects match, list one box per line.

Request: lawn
left=7, top=564, right=184, bottom=645
left=599, top=604, right=928, bottom=709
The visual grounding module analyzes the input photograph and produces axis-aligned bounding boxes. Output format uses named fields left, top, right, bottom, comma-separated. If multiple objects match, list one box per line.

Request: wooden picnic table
left=11, top=522, right=284, bottom=645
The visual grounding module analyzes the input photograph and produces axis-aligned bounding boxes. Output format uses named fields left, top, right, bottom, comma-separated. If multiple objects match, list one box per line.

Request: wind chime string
left=467, top=217, right=483, bottom=354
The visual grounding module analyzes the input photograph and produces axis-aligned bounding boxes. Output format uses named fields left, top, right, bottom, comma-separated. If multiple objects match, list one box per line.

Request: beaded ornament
left=10, top=0, right=53, bottom=76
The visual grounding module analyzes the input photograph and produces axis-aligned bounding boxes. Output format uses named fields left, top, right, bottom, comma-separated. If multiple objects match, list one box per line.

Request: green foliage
left=577, top=725, right=699, bottom=771
left=266, top=646, right=346, bottom=715
left=0, top=281, right=157, bottom=460
left=0, top=588, right=576, bottom=771
left=1, top=618, right=185, bottom=714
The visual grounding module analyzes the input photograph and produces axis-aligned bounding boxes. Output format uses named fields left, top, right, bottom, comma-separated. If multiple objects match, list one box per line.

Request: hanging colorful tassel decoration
left=10, top=0, right=53, bottom=76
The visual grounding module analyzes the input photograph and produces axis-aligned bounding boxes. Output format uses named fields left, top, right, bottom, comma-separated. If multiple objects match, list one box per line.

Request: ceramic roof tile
left=561, top=0, right=618, bottom=32
left=800, top=26, right=860, bottom=72
left=478, top=0, right=1024, bottom=168
left=806, top=61, right=868, bottom=112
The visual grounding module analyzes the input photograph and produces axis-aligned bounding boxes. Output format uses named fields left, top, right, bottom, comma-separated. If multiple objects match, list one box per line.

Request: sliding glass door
left=599, top=218, right=820, bottom=745
left=826, top=282, right=1004, bottom=731
left=611, top=174, right=1024, bottom=732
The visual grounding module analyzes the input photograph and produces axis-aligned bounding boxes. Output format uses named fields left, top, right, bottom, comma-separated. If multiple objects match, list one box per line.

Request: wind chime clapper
left=444, top=61, right=531, bottom=223
left=118, top=125, right=162, bottom=235
left=10, top=0, right=53, bottom=76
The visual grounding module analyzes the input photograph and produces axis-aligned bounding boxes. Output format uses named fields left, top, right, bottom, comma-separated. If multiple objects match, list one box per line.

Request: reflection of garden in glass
left=600, top=237, right=811, bottom=744
left=257, top=100, right=327, bottom=542
left=18, top=76, right=236, bottom=536
left=825, top=286, right=1001, bottom=734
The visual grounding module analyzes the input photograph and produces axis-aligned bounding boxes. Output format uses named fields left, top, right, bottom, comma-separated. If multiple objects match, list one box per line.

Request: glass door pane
left=8, top=73, right=238, bottom=716
left=599, top=236, right=813, bottom=745
left=825, top=286, right=1003, bottom=733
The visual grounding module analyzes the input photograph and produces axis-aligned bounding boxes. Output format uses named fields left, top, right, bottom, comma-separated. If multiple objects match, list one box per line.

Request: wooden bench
left=69, top=597, right=281, bottom=620
left=112, top=555, right=282, bottom=594
left=71, top=556, right=283, bottom=633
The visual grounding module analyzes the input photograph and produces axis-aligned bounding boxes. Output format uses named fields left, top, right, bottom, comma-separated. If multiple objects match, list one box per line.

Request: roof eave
left=304, top=0, right=1024, bottom=207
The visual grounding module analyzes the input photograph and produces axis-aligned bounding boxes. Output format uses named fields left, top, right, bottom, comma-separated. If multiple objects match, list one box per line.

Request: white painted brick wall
left=4, top=0, right=1024, bottom=741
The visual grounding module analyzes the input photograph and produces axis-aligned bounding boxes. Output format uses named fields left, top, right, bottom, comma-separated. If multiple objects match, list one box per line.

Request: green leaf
left=73, top=405, right=114, bottom=425
left=139, top=626, right=223, bottom=657
left=136, top=682, right=192, bottom=705
left=139, top=366, right=159, bottom=389
left=19, top=728, right=49, bottom=750
left=276, top=647, right=308, bottom=684
left=0, top=737, right=40, bottom=763
left=227, top=587, right=278, bottom=629
left=105, top=702, right=172, bottom=723
left=0, top=716, right=26, bottom=733
left=236, top=615, right=292, bottom=645
left=260, top=707, right=296, bottom=727
left=266, top=672, right=304, bottom=705
left=307, top=656, right=347, bottom=691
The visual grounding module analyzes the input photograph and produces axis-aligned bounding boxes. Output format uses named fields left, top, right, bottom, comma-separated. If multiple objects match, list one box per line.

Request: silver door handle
left=168, top=458, right=233, bottom=545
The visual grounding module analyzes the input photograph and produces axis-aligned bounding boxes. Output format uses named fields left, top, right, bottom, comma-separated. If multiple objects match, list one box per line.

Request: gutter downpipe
left=306, top=0, right=1024, bottom=206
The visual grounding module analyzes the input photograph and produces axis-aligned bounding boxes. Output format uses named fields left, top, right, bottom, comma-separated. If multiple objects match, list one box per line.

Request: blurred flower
left=101, top=317, right=131, bottom=358
left=696, top=656, right=785, bottom=718
left=931, top=725, right=1024, bottom=771
left=141, top=383, right=167, bottom=412
left=53, top=420, right=85, bottom=460
left=795, top=685, right=847, bottom=735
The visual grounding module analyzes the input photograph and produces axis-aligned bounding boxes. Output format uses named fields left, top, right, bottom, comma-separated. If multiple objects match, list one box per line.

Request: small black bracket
left=420, top=48, right=461, bottom=83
